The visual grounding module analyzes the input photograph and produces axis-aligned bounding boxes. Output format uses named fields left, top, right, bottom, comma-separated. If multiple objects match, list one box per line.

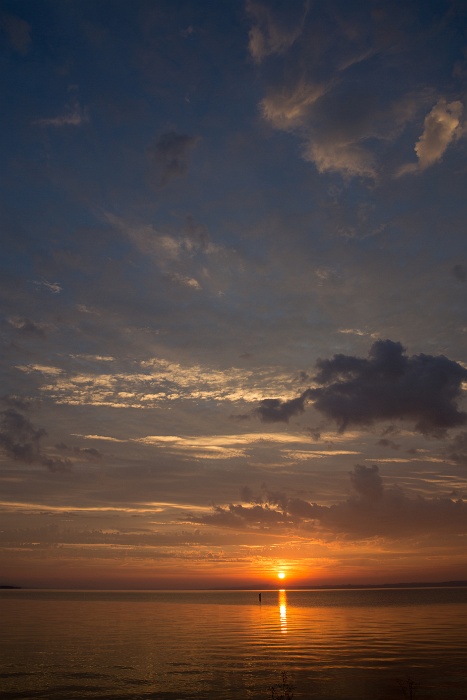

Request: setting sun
left=277, top=571, right=286, bottom=579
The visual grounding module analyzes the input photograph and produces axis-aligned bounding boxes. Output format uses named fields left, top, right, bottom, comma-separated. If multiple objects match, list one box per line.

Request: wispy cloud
left=246, top=0, right=309, bottom=63
left=15, top=364, right=64, bottom=376
left=134, top=432, right=317, bottom=460
left=35, top=357, right=298, bottom=409
left=34, top=280, right=62, bottom=294
left=35, top=100, right=89, bottom=128
left=260, top=81, right=327, bottom=130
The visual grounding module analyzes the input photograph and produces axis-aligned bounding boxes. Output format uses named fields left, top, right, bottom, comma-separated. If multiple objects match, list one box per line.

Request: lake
left=1, top=587, right=466, bottom=700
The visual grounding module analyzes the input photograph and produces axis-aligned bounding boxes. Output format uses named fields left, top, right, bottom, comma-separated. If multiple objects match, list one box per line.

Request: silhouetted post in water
left=259, top=593, right=262, bottom=604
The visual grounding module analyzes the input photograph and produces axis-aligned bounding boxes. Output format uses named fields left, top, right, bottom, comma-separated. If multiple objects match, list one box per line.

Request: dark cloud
left=190, top=484, right=292, bottom=530
left=255, top=394, right=308, bottom=423
left=190, top=502, right=290, bottom=530
left=310, top=340, right=467, bottom=435
left=286, top=497, right=321, bottom=519
left=256, top=340, right=467, bottom=435
left=240, top=484, right=289, bottom=510
left=0, top=409, right=70, bottom=472
left=148, top=131, right=199, bottom=186
left=350, top=464, right=384, bottom=501
left=446, top=431, right=467, bottom=465
left=0, top=409, right=45, bottom=463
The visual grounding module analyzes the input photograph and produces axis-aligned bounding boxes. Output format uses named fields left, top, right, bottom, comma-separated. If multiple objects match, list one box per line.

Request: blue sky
left=1, top=0, right=467, bottom=588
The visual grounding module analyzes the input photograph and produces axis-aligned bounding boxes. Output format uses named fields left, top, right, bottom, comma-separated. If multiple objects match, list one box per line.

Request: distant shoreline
left=1, top=581, right=466, bottom=591
left=205, top=581, right=467, bottom=591
left=0, top=585, right=21, bottom=589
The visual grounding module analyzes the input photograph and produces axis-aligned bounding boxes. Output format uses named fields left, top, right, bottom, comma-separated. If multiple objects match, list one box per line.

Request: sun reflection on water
left=279, top=589, right=287, bottom=634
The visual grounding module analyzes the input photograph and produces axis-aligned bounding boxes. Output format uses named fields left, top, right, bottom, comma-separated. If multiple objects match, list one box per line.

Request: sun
left=277, top=571, right=286, bottom=580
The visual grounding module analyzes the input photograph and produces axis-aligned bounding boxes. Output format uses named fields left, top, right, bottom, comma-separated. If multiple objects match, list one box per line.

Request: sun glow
left=278, top=571, right=286, bottom=579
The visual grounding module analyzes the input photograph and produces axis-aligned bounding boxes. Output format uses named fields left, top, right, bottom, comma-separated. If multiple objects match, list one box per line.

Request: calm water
left=1, top=588, right=466, bottom=700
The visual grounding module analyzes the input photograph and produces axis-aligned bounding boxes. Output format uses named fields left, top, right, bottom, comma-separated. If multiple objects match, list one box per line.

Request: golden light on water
left=279, top=589, right=287, bottom=634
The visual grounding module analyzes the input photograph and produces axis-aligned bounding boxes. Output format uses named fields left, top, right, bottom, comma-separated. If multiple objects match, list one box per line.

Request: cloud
left=35, top=100, right=89, bottom=127
left=350, top=464, right=383, bottom=501
left=34, top=280, right=62, bottom=294
left=148, top=131, right=199, bottom=186
left=255, top=395, right=308, bottom=423
left=256, top=340, right=467, bottom=435
left=1, top=13, right=31, bottom=54
left=35, top=356, right=298, bottom=409
left=258, top=73, right=397, bottom=180
left=190, top=502, right=290, bottom=530
left=259, top=76, right=380, bottom=178
left=415, top=100, right=463, bottom=168
left=169, top=273, right=201, bottom=290
left=75, top=434, right=126, bottom=443
left=0, top=409, right=45, bottom=463
left=7, top=317, right=47, bottom=337
left=246, top=0, right=309, bottom=63
left=70, top=354, right=115, bottom=362
left=338, top=328, right=369, bottom=337
left=134, top=432, right=315, bottom=461
left=310, top=340, right=467, bottom=434
left=16, top=364, right=63, bottom=376
left=192, top=465, right=467, bottom=539
left=446, top=431, right=467, bottom=466
left=0, top=409, right=70, bottom=472
left=398, top=99, right=464, bottom=175
left=104, top=214, right=215, bottom=287
left=305, top=139, right=376, bottom=178
left=298, top=87, right=423, bottom=179
left=260, top=81, right=326, bottom=130
left=240, top=484, right=285, bottom=507
left=55, top=443, right=104, bottom=461
left=300, top=468, right=467, bottom=539
left=250, top=3, right=465, bottom=179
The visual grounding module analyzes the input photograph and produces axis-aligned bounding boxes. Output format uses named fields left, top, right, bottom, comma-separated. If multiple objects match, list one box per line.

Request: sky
left=1, top=0, right=467, bottom=590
